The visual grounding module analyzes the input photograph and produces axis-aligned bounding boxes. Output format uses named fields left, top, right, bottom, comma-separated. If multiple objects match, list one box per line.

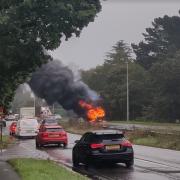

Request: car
left=35, top=125, right=68, bottom=148
left=15, top=118, right=39, bottom=138
left=72, top=130, right=134, bottom=168
left=5, top=114, right=16, bottom=121
left=40, top=117, right=59, bottom=126
left=9, top=122, right=17, bottom=135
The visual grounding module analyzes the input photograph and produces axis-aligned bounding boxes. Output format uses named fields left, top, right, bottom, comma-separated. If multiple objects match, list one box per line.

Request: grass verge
left=127, top=130, right=180, bottom=150
left=8, top=158, right=88, bottom=180
left=0, top=135, right=16, bottom=149
left=61, top=121, right=180, bottom=151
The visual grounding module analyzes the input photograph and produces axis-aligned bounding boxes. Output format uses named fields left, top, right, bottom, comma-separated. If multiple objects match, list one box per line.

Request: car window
left=91, top=134, right=124, bottom=143
left=45, top=128, right=63, bottom=132
left=20, top=120, right=38, bottom=127
left=42, top=119, right=58, bottom=124
left=80, top=133, right=90, bottom=142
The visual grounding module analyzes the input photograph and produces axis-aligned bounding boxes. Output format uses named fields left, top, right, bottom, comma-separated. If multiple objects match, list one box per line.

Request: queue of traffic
left=6, top=114, right=134, bottom=169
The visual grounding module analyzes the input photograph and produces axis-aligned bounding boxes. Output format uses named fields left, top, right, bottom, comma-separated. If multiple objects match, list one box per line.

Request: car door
left=77, top=133, right=92, bottom=163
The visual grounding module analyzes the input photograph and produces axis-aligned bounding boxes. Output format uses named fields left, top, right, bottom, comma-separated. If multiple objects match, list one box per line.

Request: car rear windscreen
left=92, top=134, right=124, bottom=143
left=45, top=128, right=63, bottom=132
left=43, top=119, right=58, bottom=124
left=20, top=120, right=38, bottom=126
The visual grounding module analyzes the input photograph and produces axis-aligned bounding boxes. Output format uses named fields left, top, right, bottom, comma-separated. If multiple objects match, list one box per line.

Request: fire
left=79, top=100, right=105, bottom=122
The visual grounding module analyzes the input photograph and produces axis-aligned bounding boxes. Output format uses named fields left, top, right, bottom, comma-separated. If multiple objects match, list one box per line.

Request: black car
left=72, top=130, right=134, bottom=168
left=0, top=119, right=6, bottom=127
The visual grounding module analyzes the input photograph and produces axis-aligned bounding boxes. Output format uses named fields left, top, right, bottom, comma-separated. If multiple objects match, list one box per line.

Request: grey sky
left=50, top=0, right=180, bottom=70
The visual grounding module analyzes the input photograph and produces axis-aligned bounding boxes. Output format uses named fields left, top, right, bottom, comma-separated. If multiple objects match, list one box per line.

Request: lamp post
left=126, top=61, right=129, bottom=122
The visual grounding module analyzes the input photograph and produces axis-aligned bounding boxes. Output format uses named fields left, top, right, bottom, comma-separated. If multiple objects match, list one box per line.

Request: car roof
left=91, top=130, right=124, bottom=135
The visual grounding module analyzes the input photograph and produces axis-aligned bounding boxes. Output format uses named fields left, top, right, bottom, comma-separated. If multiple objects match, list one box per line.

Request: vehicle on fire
left=35, top=125, right=68, bottom=148
left=72, top=130, right=134, bottom=168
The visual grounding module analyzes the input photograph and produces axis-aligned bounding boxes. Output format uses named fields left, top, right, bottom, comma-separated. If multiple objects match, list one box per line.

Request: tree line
left=81, top=12, right=180, bottom=122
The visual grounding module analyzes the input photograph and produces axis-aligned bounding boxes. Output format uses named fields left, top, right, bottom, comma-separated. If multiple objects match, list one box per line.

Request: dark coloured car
left=36, top=125, right=68, bottom=148
left=0, top=119, right=6, bottom=127
left=72, top=130, right=134, bottom=168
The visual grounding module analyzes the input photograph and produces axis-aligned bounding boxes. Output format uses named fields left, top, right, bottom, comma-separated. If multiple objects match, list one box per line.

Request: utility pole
left=126, top=61, right=129, bottom=122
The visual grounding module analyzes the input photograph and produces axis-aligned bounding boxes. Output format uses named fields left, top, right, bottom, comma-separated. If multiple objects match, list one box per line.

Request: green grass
left=108, top=120, right=180, bottom=132
left=0, top=135, right=16, bottom=149
left=62, top=121, right=180, bottom=151
left=8, top=158, right=88, bottom=180
left=127, top=131, right=180, bottom=150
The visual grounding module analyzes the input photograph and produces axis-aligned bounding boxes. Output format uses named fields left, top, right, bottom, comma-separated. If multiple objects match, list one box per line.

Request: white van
left=16, top=118, right=39, bottom=138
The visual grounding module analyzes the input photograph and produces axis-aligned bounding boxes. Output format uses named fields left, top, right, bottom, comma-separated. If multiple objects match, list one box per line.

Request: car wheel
left=36, top=141, right=40, bottom=148
left=125, top=160, right=134, bottom=168
left=73, top=153, right=80, bottom=167
left=63, top=143, right=67, bottom=149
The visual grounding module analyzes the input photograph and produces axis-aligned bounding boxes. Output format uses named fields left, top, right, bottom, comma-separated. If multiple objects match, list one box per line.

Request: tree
left=82, top=41, right=149, bottom=120
left=0, top=0, right=101, bottom=109
left=132, top=12, right=180, bottom=69
left=149, top=51, right=180, bottom=121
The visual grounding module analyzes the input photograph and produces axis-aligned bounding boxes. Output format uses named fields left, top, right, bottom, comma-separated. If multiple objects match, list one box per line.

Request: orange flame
left=79, top=100, right=105, bottom=122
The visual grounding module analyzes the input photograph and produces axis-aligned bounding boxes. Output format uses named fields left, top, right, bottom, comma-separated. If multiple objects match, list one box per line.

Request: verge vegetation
left=61, top=121, right=180, bottom=151
left=8, top=158, right=88, bottom=180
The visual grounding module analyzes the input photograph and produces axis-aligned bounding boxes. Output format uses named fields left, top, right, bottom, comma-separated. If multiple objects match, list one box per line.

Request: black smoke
left=28, top=60, right=99, bottom=115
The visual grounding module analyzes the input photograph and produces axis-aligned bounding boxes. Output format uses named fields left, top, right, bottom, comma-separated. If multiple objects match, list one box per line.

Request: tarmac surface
left=1, top=121, right=180, bottom=180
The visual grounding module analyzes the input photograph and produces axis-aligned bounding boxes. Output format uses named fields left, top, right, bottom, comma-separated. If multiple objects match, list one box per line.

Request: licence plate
left=48, top=134, right=59, bottom=137
left=106, top=145, right=120, bottom=150
left=26, top=130, right=33, bottom=133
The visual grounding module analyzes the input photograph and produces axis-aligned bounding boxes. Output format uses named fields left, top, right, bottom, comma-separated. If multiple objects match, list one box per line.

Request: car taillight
left=121, top=140, right=132, bottom=147
left=42, top=132, right=48, bottom=137
left=90, top=143, right=104, bottom=149
left=60, top=133, right=67, bottom=137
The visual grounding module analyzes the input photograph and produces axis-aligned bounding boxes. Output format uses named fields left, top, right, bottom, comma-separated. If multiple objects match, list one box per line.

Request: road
left=2, top=121, right=180, bottom=180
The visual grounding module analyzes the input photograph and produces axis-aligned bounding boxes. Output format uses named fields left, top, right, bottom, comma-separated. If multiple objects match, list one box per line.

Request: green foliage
left=8, top=158, right=88, bottom=180
left=0, top=0, right=101, bottom=109
left=149, top=51, right=180, bottom=121
left=132, top=12, right=180, bottom=69
left=82, top=41, right=149, bottom=120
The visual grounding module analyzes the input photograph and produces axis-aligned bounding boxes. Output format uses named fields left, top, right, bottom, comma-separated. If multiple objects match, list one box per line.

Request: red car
left=36, top=125, right=68, bottom=148
left=9, top=122, right=17, bottom=135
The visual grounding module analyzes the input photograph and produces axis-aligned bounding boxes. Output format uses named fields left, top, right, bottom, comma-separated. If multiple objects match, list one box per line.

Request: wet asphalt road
left=2, top=121, right=180, bottom=180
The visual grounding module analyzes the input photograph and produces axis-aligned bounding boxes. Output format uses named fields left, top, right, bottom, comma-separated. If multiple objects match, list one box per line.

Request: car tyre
left=125, top=160, right=134, bottom=168
left=73, top=153, right=80, bottom=167
left=36, top=141, right=40, bottom=148
left=63, top=143, right=67, bottom=149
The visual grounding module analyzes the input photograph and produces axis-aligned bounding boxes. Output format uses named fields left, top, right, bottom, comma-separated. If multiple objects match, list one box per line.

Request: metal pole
left=126, top=61, right=129, bottom=122
left=0, top=122, right=2, bottom=154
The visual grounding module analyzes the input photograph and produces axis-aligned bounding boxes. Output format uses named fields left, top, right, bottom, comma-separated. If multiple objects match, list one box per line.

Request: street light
left=126, top=61, right=129, bottom=122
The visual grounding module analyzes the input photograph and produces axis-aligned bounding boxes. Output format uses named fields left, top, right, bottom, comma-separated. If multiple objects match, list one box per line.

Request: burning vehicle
left=29, top=60, right=106, bottom=124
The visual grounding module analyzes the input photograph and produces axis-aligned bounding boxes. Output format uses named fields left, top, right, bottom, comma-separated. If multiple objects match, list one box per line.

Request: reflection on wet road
left=2, top=123, right=180, bottom=180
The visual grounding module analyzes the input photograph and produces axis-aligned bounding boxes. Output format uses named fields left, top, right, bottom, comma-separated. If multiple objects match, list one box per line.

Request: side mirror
left=74, top=140, right=79, bottom=144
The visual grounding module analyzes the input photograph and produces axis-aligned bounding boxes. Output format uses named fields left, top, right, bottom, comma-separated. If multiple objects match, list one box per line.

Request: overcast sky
left=50, top=0, right=180, bottom=70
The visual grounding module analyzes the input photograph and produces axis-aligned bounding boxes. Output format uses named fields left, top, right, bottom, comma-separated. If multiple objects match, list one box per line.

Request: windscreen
left=91, top=134, right=124, bottom=143
left=45, top=128, right=63, bottom=132
left=43, top=119, right=58, bottom=124
left=20, top=120, right=38, bottom=127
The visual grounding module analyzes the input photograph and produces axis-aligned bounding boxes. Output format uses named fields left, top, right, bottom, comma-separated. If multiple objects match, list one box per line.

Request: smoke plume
left=29, top=60, right=99, bottom=115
